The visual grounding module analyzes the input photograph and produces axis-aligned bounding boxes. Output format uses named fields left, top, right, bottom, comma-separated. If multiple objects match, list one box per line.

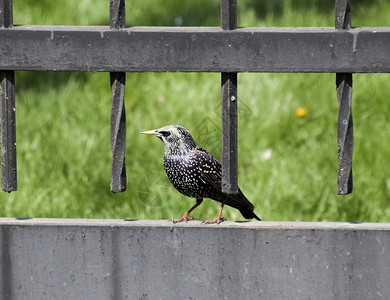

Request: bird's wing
left=194, top=147, right=259, bottom=219
left=194, top=146, right=222, bottom=190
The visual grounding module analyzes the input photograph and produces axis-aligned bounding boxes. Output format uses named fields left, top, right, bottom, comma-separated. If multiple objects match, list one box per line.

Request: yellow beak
left=139, top=129, right=159, bottom=136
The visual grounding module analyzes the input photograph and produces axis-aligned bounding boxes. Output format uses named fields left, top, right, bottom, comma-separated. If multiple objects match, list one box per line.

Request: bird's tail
left=238, top=206, right=261, bottom=221
left=226, top=189, right=261, bottom=221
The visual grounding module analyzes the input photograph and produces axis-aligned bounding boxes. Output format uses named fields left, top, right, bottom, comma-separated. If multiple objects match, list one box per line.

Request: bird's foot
left=169, top=213, right=194, bottom=223
left=202, top=217, right=227, bottom=225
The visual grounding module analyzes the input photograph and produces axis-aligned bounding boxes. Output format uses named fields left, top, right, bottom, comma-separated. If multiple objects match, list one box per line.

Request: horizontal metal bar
left=1, top=26, right=390, bottom=73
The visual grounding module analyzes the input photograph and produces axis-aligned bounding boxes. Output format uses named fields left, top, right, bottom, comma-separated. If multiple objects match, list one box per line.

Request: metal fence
left=1, top=0, right=390, bottom=195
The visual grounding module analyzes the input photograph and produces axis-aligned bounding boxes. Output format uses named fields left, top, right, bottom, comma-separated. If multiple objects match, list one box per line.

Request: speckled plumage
left=140, top=125, right=261, bottom=223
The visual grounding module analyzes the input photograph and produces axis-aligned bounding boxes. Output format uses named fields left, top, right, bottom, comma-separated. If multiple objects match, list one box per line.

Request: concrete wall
left=0, top=218, right=389, bottom=299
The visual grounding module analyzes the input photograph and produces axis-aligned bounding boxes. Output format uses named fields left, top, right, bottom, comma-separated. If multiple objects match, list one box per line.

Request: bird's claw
left=169, top=216, right=194, bottom=223
left=202, top=217, right=227, bottom=225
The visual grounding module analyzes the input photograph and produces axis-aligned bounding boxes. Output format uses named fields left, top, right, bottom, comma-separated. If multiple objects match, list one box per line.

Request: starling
left=140, top=125, right=261, bottom=224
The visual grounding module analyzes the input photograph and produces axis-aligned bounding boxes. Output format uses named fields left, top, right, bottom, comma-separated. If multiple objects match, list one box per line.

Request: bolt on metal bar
left=335, top=0, right=353, bottom=195
left=221, top=0, right=238, bottom=194
left=110, top=0, right=127, bottom=193
left=1, top=0, right=16, bottom=192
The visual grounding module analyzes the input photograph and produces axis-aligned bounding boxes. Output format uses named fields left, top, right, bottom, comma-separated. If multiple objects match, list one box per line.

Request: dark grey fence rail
left=1, top=218, right=390, bottom=299
left=2, top=26, right=390, bottom=73
left=1, top=0, right=390, bottom=194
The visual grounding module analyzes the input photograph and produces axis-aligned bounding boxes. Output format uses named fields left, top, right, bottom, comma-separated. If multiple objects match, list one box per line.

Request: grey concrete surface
left=0, top=218, right=389, bottom=299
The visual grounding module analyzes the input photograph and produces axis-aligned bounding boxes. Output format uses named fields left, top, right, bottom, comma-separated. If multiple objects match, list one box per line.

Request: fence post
left=109, top=0, right=127, bottom=193
left=335, top=0, right=353, bottom=195
left=0, top=0, right=17, bottom=192
left=221, top=0, right=238, bottom=194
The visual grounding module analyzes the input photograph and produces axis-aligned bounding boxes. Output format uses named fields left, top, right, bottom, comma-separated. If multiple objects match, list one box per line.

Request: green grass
left=1, top=0, right=390, bottom=222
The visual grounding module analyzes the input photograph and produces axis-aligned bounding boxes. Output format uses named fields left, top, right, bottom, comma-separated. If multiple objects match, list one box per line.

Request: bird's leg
left=170, top=199, right=203, bottom=223
left=202, top=200, right=227, bottom=224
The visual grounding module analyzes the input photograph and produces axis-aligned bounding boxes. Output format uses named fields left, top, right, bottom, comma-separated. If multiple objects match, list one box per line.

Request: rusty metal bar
left=0, top=0, right=16, bottom=192
left=110, top=0, right=126, bottom=193
left=335, top=0, right=353, bottom=195
left=221, top=0, right=238, bottom=194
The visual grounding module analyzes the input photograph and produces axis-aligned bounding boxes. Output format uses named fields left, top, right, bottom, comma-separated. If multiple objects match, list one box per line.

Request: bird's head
left=140, top=125, right=197, bottom=155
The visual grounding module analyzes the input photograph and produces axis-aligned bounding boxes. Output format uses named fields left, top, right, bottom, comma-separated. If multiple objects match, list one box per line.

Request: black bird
left=140, top=125, right=261, bottom=224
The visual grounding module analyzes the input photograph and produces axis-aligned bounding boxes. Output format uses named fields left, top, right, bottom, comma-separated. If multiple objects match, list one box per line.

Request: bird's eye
left=160, top=131, right=171, bottom=137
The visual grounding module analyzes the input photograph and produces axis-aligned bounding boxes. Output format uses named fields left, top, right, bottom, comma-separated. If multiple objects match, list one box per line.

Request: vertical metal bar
left=0, top=72, right=16, bottom=192
left=221, top=0, right=238, bottom=194
left=110, top=0, right=126, bottom=193
left=221, top=73, right=238, bottom=194
left=335, top=0, right=353, bottom=195
left=335, top=0, right=351, bottom=30
left=0, top=0, right=13, bottom=28
left=336, top=74, right=353, bottom=194
left=221, top=0, right=237, bottom=30
left=1, top=0, right=16, bottom=192
left=110, top=0, right=125, bottom=29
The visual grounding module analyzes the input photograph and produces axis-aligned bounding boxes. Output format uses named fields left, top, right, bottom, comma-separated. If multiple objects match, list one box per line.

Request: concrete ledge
left=1, top=218, right=390, bottom=299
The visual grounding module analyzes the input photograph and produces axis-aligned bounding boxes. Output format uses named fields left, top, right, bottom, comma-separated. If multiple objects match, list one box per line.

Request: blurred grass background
left=2, top=0, right=390, bottom=222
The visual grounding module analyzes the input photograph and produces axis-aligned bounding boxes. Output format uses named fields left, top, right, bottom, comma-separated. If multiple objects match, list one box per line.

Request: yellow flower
left=295, top=107, right=308, bottom=118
